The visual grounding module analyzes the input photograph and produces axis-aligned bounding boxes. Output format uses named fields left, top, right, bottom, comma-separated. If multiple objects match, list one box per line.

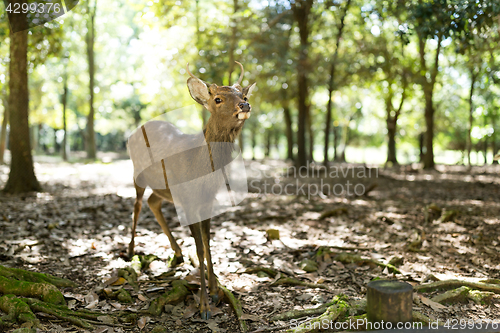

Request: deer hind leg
left=202, top=219, right=221, bottom=303
left=147, top=192, right=183, bottom=265
left=129, top=181, right=146, bottom=258
left=190, top=222, right=211, bottom=320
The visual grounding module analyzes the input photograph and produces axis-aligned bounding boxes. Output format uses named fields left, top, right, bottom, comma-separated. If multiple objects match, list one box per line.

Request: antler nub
left=235, top=61, right=244, bottom=85
left=186, top=63, right=200, bottom=80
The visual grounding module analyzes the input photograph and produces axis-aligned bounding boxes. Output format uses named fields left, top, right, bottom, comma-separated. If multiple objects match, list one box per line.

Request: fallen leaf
left=97, top=315, right=114, bottom=325
left=104, top=276, right=120, bottom=286
left=241, top=313, right=263, bottom=322
left=137, top=316, right=149, bottom=330
left=420, top=295, right=446, bottom=311
left=110, top=302, right=123, bottom=310
left=84, top=292, right=99, bottom=309
left=111, top=277, right=127, bottom=286
left=183, top=303, right=198, bottom=319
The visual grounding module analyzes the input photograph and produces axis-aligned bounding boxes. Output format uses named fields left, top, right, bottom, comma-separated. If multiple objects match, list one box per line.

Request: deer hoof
left=168, top=254, right=184, bottom=268
left=211, top=288, right=224, bottom=305
left=127, top=244, right=135, bottom=258
left=200, top=310, right=211, bottom=320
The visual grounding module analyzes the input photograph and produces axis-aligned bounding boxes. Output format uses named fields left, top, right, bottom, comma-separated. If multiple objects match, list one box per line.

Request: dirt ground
left=0, top=157, right=499, bottom=332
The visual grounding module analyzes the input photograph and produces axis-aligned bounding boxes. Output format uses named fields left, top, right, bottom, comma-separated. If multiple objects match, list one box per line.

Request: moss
left=117, top=267, right=138, bottom=291
left=0, top=265, right=76, bottom=288
left=148, top=280, right=189, bottom=316
left=151, top=325, right=168, bottom=333
left=116, top=289, right=133, bottom=303
left=0, top=294, right=39, bottom=326
left=0, top=276, right=65, bottom=305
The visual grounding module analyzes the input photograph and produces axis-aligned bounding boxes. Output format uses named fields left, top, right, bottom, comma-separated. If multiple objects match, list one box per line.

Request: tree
left=323, top=0, right=352, bottom=165
left=292, top=0, right=314, bottom=167
left=0, top=91, right=8, bottom=165
left=3, top=4, right=42, bottom=193
left=85, top=0, right=97, bottom=159
left=367, top=0, right=412, bottom=166
left=408, top=0, right=447, bottom=169
left=61, top=55, right=69, bottom=161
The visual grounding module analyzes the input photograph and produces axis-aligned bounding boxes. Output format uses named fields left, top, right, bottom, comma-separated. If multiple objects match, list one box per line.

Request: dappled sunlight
left=0, top=158, right=499, bottom=330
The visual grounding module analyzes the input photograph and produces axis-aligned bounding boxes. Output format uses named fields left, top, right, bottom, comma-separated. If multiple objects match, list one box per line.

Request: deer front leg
left=189, top=222, right=211, bottom=320
left=129, top=182, right=145, bottom=258
left=202, top=219, right=221, bottom=303
left=147, top=193, right=183, bottom=265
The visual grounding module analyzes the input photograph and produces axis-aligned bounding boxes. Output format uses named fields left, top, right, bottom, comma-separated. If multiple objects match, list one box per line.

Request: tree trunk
left=387, top=121, right=398, bottom=165
left=417, top=32, right=441, bottom=170
left=333, top=124, right=338, bottom=161
left=274, top=129, right=280, bottom=158
left=62, top=71, right=68, bottom=161
left=251, top=122, right=256, bottom=160
left=483, top=137, right=487, bottom=165
left=339, top=124, right=349, bottom=162
left=307, top=105, right=314, bottom=162
left=86, top=1, right=97, bottom=159
left=466, top=70, right=476, bottom=170
left=492, top=114, right=497, bottom=165
left=227, top=0, right=239, bottom=85
left=265, top=128, right=271, bottom=158
left=283, top=100, right=294, bottom=161
left=324, top=73, right=334, bottom=165
left=385, top=86, right=406, bottom=166
left=0, top=95, right=8, bottom=165
left=293, top=0, right=313, bottom=168
left=419, top=132, right=424, bottom=163
left=3, top=21, right=42, bottom=193
left=423, top=89, right=435, bottom=169
left=323, top=0, right=351, bottom=166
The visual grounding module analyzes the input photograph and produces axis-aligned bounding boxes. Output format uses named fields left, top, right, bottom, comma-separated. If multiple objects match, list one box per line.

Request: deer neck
left=204, top=117, right=242, bottom=143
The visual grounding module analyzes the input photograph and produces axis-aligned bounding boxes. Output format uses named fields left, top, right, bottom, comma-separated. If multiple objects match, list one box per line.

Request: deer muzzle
left=236, top=102, right=251, bottom=120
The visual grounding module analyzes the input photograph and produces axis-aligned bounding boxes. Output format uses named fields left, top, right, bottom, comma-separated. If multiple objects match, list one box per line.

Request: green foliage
left=0, top=0, right=499, bottom=164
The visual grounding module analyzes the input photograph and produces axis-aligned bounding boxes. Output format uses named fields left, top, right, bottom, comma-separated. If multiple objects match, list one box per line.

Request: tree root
left=334, top=253, right=401, bottom=274
left=270, top=277, right=328, bottom=290
left=244, top=267, right=278, bottom=278
left=117, top=267, right=138, bottom=291
left=0, top=267, right=129, bottom=330
left=270, top=295, right=351, bottom=322
left=285, top=299, right=348, bottom=333
left=148, top=279, right=189, bottom=316
left=414, top=280, right=500, bottom=294
left=103, top=287, right=133, bottom=303
left=430, top=286, right=494, bottom=305
left=412, top=311, right=444, bottom=326
left=12, top=328, right=36, bottom=333
left=0, top=266, right=76, bottom=288
left=218, top=283, right=248, bottom=333
left=0, top=294, right=39, bottom=327
left=0, top=276, right=65, bottom=305
left=25, top=298, right=93, bottom=329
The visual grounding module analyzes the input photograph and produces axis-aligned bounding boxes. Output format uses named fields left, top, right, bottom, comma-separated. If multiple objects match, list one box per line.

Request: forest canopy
left=0, top=0, right=499, bottom=171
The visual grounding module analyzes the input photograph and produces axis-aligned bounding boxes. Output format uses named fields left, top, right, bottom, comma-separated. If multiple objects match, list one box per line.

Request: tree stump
left=367, top=280, right=412, bottom=326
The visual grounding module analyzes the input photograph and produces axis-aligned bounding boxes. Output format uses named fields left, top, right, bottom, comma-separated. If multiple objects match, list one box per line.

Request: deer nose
left=239, top=102, right=250, bottom=112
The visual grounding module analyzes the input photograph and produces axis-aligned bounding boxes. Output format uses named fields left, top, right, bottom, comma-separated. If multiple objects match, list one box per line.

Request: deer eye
left=215, top=98, right=222, bottom=104
left=243, top=97, right=248, bottom=101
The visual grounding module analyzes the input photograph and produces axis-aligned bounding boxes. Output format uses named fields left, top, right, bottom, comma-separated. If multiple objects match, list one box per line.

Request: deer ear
left=187, top=77, right=210, bottom=108
left=243, top=82, right=256, bottom=97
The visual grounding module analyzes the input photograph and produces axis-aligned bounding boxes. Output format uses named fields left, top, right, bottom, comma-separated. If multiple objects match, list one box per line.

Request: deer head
left=186, top=62, right=256, bottom=133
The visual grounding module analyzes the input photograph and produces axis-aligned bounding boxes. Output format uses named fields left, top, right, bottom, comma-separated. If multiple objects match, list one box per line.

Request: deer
left=127, top=61, right=256, bottom=320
